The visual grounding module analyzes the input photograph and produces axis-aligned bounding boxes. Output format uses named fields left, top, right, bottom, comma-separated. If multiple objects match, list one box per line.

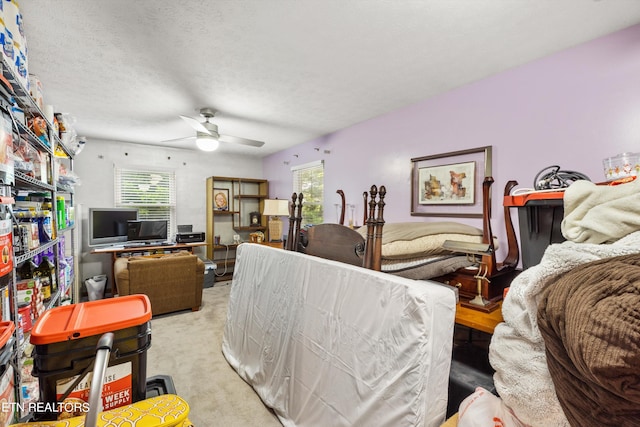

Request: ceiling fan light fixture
left=168, top=108, right=265, bottom=149
left=196, top=134, right=219, bottom=151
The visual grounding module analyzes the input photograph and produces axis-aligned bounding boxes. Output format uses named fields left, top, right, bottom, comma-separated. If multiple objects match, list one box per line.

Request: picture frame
left=213, top=188, right=229, bottom=211
left=411, top=146, right=492, bottom=218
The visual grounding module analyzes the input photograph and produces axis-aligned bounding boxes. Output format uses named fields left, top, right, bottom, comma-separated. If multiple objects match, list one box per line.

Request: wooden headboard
left=292, top=184, right=386, bottom=271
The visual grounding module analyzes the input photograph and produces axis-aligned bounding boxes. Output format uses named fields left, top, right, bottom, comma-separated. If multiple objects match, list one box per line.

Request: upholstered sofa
left=114, top=250, right=204, bottom=316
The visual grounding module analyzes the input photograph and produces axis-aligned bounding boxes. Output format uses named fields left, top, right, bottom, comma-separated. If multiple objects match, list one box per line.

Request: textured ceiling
left=18, top=1, right=640, bottom=157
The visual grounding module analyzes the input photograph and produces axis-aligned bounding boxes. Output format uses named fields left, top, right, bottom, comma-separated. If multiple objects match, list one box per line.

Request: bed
left=295, top=177, right=520, bottom=303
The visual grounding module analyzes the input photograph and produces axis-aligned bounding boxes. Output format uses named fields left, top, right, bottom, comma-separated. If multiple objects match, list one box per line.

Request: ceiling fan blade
left=179, top=115, right=212, bottom=135
left=219, top=134, right=265, bottom=148
left=160, top=136, right=196, bottom=143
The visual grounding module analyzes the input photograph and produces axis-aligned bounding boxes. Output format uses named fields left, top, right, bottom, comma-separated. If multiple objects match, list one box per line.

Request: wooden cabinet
left=205, top=176, right=268, bottom=280
left=436, top=268, right=520, bottom=302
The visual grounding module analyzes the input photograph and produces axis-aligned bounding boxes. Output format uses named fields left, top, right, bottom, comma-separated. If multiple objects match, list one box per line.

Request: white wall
left=72, top=139, right=263, bottom=290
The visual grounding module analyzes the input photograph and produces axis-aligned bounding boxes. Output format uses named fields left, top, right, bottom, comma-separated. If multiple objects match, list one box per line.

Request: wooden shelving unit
left=205, top=177, right=268, bottom=281
left=0, top=53, right=80, bottom=419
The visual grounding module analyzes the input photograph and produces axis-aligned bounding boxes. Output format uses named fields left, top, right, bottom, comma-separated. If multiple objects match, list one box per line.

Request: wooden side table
left=455, top=300, right=503, bottom=335
left=452, top=270, right=520, bottom=334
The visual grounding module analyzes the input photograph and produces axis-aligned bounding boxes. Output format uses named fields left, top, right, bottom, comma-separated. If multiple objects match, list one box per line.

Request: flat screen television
left=88, top=208, right=139, bottom=247
left=126, top=220, right=168, bottom=244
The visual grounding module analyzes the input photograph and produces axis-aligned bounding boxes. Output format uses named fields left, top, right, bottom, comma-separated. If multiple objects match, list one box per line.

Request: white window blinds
left=114, top=168, right=176, bottom=237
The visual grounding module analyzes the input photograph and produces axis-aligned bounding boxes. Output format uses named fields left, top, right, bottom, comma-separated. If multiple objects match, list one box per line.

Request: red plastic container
left=0, top=321, right=15, bottom=366
left=30, top=295, right=152, bottom=420
left=18, top=304, right=31, bottom=333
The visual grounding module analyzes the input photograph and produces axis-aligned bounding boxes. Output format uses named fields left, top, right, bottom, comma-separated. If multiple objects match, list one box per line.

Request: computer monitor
left=126, top=220, right=169, bottom=244
left=88, top=208, right=139, bottom=247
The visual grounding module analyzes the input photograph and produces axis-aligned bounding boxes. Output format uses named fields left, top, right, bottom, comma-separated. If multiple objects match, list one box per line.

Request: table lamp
left=263, top=199, right=290, bottom=242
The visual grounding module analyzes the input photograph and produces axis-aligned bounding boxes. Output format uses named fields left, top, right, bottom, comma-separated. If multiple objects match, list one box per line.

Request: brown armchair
left=114, top=251, right=204, bottom=316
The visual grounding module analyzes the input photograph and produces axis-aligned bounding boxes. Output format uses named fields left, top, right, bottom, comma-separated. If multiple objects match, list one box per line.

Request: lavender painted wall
left=263, top=24, right=640, bottom=262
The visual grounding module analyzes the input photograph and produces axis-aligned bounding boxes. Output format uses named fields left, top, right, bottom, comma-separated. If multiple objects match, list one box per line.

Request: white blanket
left=222, top=244, right=457, bottom=427
left=489, top=231, right=640, bottom=427
left=562, top=178, right=640, bottom=244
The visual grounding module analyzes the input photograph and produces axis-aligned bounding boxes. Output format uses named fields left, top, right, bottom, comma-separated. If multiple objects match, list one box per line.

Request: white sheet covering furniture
left=222, top=243, right=457, bottom=427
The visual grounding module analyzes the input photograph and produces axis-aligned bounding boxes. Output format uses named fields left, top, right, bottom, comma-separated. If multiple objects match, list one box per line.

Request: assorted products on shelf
left=0, top=0, right=28, bottom=92
left=0, top=3, right=82, bottom=423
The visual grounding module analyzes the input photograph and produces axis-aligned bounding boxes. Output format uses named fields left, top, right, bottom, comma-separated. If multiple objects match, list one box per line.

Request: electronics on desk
left=88, top=207, right=138, bottom=247
left=175, top=224, right=205, bottom=243
left=127, top=219, right=168, bottom=245
left=90, top=212, right=202, bottom=248
left=175, top=231, right=205, bottom=243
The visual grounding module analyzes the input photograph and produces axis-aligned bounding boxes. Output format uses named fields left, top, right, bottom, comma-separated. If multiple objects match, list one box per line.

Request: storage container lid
left=30, top=294, right=152, bottom=345
left=504, top=190, right=565, bottom=207
left=0, top=321, right=14, bottom=349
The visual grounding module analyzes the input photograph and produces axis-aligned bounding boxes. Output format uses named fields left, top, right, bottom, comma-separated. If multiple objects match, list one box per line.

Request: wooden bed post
left=286, top=193, right=298, bottom=251
left=480, top=177, right=521, bottom=274
left=501, top=180, right=520, bottom=269
left=362, top=191, right=368, bottom=227
left=337, top=190, right=346, bottom=225
left=363, top=186, right=377, bottom=269
left=372, top=186, right=386, bottom=271
left=481, top=177, right=497, bottom=275
left=364, top=185, right=379, bottom=270
left=293, top=193, right=304, bottom=252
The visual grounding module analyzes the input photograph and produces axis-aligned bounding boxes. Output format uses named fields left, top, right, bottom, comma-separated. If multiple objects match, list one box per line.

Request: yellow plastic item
left=8, top=394, right=192, bottom=427
left=54, top=144, right=69, bottom=158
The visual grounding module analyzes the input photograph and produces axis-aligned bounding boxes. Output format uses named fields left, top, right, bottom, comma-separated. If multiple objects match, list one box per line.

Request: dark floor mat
left=447, top=325, right=496, bottom=417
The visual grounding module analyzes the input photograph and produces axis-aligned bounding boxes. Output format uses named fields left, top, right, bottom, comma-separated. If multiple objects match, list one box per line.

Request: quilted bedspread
left=537, top=253, right=640, bottom=427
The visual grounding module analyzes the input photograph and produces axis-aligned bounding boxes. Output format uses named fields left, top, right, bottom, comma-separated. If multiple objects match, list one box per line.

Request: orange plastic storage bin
left=0, top=321, right=14, bottom=365
left=29, top=295, right=152, bottom=421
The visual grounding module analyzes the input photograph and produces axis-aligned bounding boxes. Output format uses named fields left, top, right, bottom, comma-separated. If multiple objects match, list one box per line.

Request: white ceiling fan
left=164, top=107, right=265, bottom=151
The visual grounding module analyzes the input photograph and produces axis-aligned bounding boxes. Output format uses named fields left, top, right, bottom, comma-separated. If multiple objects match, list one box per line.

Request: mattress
left=222, top=243, right=457, bottom=427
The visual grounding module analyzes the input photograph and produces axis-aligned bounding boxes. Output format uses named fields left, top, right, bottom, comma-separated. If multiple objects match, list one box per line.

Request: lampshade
left=262, top=199, right=290, bottom=217
left=196, top=134, right=219, bottom=151
left=263, top=199, right=290, bottom=242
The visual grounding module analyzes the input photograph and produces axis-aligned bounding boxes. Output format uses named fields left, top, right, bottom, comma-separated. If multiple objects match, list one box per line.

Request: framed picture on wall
left=417, top=161, right=476, bottom=205
left=213, top=188, right=229, bottom=211
left=411, top=145, right=492, bottom=218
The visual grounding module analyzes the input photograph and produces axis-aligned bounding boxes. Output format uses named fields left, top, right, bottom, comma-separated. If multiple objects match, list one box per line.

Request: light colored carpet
left=146, top=282, right=282, bottom=426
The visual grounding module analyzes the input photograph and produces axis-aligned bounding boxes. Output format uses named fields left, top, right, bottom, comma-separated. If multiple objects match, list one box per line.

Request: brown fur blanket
left=537, top=253, right=640, bottom=427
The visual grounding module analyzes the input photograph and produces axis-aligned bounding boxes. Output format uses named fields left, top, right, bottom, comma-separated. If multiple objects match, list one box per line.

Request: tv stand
left=91, top=242, right=208, bottom=295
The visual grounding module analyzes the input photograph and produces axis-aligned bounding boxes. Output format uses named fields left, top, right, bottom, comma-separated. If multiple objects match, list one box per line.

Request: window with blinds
left=114, top=168, right=176, bottom=237
left=292, top=160, right=324, bottom=225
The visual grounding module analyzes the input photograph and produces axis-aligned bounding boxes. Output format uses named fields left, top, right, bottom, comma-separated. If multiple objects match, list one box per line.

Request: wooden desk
left=455, top=300, right=503, bottom=334
left=93, top=241, right=207, bottom=260
left=254, top=241, right=284, bottom=249
left=92, top=242, right=208, bottom=295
